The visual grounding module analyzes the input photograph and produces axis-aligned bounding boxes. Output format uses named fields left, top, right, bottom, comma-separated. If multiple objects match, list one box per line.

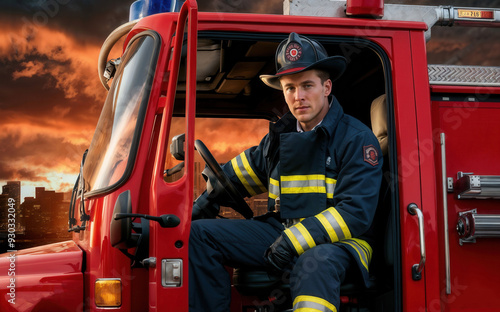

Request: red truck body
left=2, top=0, right=500, bottom=311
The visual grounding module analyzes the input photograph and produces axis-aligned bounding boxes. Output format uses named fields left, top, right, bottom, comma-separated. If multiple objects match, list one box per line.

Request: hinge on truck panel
left=447, top=177, right=454, bottom=192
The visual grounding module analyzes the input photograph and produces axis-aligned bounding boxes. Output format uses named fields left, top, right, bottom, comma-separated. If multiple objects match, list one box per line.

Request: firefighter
left=189, top=32, right=383, bottom=312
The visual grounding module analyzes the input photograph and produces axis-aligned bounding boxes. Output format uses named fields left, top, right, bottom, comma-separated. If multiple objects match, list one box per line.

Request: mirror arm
left=164, top=161, right=185, bottom=177
left=114, top=213, right=181, bottom=228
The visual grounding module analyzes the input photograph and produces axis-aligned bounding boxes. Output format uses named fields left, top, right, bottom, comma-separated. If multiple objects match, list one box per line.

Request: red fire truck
left=2, top=0, right=500, bottom=311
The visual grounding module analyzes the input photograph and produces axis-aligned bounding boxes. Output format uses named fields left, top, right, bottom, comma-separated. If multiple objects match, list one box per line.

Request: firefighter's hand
left=192, top=192, right=220, bottom=220
left=264, top=234, right=295, bottom=272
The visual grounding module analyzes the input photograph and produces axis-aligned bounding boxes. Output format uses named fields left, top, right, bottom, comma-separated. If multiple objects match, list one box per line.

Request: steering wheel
left=194, top=140, right=254, bottom=219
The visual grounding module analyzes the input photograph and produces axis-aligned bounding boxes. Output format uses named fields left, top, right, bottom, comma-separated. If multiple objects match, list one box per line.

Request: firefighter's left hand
left=264, top=234, right=295, bottom=272
left=192, top=191, right=220, bottom=220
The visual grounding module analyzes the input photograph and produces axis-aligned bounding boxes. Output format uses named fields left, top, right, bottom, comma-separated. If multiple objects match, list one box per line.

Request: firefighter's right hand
left=192, top=192, right=220, bottom=220
left=264, top=234, right=295, bottom=272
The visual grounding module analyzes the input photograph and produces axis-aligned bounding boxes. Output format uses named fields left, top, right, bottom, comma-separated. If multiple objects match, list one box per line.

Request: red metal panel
left=195, top=11, right=427, bottom=32
left=433, top=98, right=500, bottom=312
left=0, top=241, right=83, bottom=311
left=390, top=30, right=427, bottom=311
left=134, top=11, right=426, bottom=45
left=431, top=85, right=500, bottom=95
left=411, top=30, right=442, bottom=311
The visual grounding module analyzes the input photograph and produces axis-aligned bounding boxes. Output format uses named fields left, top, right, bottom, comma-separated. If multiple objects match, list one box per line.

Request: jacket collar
left=315, top=95, right=343, bottom=137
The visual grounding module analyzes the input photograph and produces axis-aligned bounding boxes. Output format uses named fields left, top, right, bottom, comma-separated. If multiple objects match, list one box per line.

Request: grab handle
left=408, top=203, right=426, bottom=281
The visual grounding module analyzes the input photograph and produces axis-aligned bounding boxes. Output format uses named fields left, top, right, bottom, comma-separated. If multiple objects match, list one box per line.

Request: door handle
left=408, top=203, right=426, bottom=281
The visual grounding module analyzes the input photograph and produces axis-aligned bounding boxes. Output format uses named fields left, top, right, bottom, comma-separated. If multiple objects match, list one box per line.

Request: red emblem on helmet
left=363, top=145, right=379, bottom=166
left=285, top=43, right=302, bottom=62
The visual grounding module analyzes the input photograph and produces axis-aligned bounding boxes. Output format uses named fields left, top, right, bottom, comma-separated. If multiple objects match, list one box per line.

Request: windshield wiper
left=69, top=150, right=90, bottom=232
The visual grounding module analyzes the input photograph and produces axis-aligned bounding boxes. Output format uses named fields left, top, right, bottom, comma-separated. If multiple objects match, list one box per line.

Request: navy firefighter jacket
left=222, top=96, right=383, bottom=278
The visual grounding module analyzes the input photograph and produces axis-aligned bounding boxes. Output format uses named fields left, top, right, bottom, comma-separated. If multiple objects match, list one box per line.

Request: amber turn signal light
left=95, top=278, right=122, bottom=307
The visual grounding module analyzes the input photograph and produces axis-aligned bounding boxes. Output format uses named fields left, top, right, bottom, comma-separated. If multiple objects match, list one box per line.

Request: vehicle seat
left=370, top=94, right=388, bottom=156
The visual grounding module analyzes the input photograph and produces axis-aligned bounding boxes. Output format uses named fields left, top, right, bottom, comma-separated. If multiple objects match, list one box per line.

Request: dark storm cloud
left=1, top=0, right=131, bottom=43
left=0, top=130, right=87, bottom=168
left=0, top=44, right=104, bottom=123
left=0, top=164, right=50, bottom=183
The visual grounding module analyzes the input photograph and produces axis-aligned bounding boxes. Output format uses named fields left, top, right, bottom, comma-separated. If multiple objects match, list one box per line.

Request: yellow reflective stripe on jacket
left=293, top=295, right=337, bottom=312
left=281, top=174, right=326, bottom=194
left=284, top=223, right=316, bottom=255
left=339, top=238, right=372, bottom=271
left=314, top=207, right=351, bottom=243
left=269, top=175, right=334, bottom=198
left=231, top=152, right=267, bottom=196
left=269, top=178, right=279, bottom=200
left=326, top=178, right=336, bottom=199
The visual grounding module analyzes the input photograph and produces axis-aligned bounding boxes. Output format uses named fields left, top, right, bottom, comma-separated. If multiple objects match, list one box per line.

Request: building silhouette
left=0, top=181, right=21, bottom=232
left=20, top=187, right=72, bottom=247
left=0, top=182, right=72, bottom=253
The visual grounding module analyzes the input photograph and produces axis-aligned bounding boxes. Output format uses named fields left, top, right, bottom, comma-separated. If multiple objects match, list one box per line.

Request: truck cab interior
left=168, top=31, right=399, bottom=311
left=174, top=32, right=387, bottom=124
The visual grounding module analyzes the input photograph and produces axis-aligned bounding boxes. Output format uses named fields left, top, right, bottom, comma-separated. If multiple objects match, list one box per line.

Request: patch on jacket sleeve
left=363, top=145, right=379, bottom=166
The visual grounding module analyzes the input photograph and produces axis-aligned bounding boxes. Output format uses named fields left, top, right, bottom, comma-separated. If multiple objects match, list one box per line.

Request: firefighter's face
left=280, top=70, right=332, bottom=132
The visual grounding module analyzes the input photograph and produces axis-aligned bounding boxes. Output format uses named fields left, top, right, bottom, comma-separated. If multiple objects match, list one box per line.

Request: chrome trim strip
left=441, top=133, right=451, bottom=295
left=429, top=64, right=500, bottom=87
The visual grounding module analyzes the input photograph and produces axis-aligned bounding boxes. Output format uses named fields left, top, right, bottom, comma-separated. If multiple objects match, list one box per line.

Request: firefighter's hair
left=278, top=69, right=330, bottom=86
left=315, top=69, right=330, bottom=84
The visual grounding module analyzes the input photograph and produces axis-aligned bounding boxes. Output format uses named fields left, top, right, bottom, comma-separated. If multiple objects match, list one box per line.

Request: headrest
left=370, top=94, right=388, bottom=156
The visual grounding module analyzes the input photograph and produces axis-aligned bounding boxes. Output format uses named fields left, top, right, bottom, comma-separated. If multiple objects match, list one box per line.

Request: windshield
left=83, top=33, right=159, bottom=195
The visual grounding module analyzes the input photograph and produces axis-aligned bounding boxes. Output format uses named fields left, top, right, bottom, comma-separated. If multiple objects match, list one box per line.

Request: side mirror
left=110, top=190, right=138, bottom=249
left=170, top=133, right=185, bottom=161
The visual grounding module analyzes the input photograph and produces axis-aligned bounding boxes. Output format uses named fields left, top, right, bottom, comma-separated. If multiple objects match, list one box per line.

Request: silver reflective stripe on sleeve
left=269, top=178, right=280, bottom=200
left=326, top=177, right=336, bottom=199
left=231, top=152, right=267, bottom=196
left=284, top=223, right=316, bottom=255
left=314, top=207, right=351, bottom=243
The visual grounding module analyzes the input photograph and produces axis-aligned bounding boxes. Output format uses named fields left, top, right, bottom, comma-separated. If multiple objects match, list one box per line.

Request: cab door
left=148, top=0, right=198, bottom=311
left=391, top=29, right=430, bottom=311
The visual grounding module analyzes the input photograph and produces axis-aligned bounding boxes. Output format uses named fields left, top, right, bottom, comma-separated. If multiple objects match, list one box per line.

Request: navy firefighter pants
left=189, top=217, right=353, bottom=312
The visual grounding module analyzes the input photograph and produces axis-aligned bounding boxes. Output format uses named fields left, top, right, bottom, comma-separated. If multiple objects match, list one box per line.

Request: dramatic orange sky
left=0, top=0, right=499, bottom=201
left=0, top=2, right=121, bottom=199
